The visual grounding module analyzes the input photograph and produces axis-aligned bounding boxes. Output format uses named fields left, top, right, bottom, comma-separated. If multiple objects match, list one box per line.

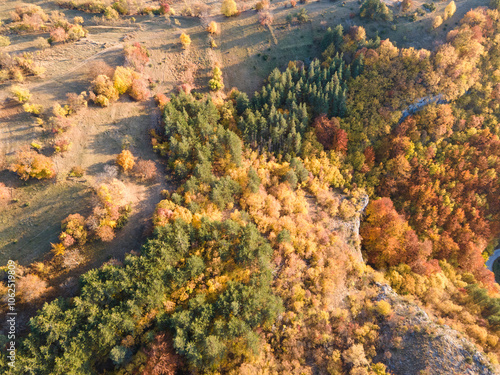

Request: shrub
left=207, top=21, right=218, bottom=34
left=124, top=43, right=149, bottom=72
left=112, top=0, right=129, bottom=15
left=67, top=24, right=87, bottom=41
left=129, top=77, right=150, bottom=101
left=192, top=2, right=209, bottom=17
left=180, top=33, right=191, bottom=49
left=66, top=92, right=88, bottom=113
left=113, top=66, right=134, bottom=94
left=30, top=142, right=42, bottom=150
left=133, top=159, right=158, bottom=181
left=491, top=0, right=500, bottom=10
left=91, top=74, right=119, bottom=104
left=61, top=213, right=87, bottom=246
left=208, top=66, right=224, bottom=91
left=69, top=166, right=85, bottom=177
left=11, top=85, right=31, bottom=103
left=23, top=103, right=43, bottom=115
left=34, top=37, right=50, bottom=49
left=96, top=225, right=115, bottom=242
left=0, top=36, right=10, bottom=47
left=154, top=93, right=169, bottom=107
left=116, top=150, right=136, bottom=172
left=159, top=1, right=171, bottom=15
left=432, top=15, right=443, bottom=29
left=256, top=0, right=270, bottom=11
left=49, top=27, right=68, bottom=43
left=296, top=8, right=309, bottom=23
left=259, top=11, right=274, bottom=26
left=18, top=274, right=48, bottom=303
left=443, top=1, right=456, bottom=20
left=94, top=94, right=110, bottom=107
left=49, top=115, right=73, bottom=133
left=11, top=148, right=56, bottom=180
left=360, top=0, right=393, bottom=21
left=87, top=60, right=115, bottom=80
left=105, top=6, right=120, bottom=20
left=53, top=137, right=72, bottom=153
left=401, top=0, right=412, bottom=12
left=339, top=199, right=357, bottom=219
left=375, top=300, right=392, bottom=316
left=73, top=16, right=84, bottom=24
left=221, top=0, right=238, bottom=17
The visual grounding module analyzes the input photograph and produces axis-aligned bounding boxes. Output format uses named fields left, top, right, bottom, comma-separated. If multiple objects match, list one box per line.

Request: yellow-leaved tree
left=180, top=33, right=191, bottom=49
left=207, top=21, right=218, bottom=34
left=221, top=0, right=238, bottom=17
left=444, top=1, right=456, bottom=20
left=116, top=150, right=136, bottom=172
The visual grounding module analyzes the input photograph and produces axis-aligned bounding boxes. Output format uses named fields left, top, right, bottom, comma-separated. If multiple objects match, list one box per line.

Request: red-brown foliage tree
left=133, top=159, right=158, bottom=181
left=142, top=333, right=182, bottom=375
left=312, top=115, right=348, bottom=153
left=361, top=197, right=438, bottom=274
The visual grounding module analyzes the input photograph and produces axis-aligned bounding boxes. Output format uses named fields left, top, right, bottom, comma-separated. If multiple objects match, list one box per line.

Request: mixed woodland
left=3, top=0, right=500, bottom=374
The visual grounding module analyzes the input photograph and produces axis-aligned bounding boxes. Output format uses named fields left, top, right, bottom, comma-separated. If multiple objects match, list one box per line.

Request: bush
left=105, top=6, right=119, bottom=20
left=432, top=15, right=443, bottom=29
left=23, top=103, right=43, bottom=115
left=113, top=66, right=134, bottom=94
left=124, top=43, right=149, bottom=72
left=208, top=66, right=224, bottom=91
left=96, top=225, right=115, bottom=242
left=53, top=137, right=72, bottom=153
left=112, top=0, right=129, bottom=15
left=11, top=148, right=56, bottom=180
left=180, top=33, right=191, bottom=49
left=207, top=21, right=218, bottom=34
left=91, top=74, right=119, bottom=104
left=443, top=1, right=456, bottom=20
left=0, top=36, right=10, bottom=47
left=34, top=37, right=50, bottom=49
left=360, top=0, right=393, bottom=21
left=296, top=8, right=309, bottom=23
left=259, top=11, right=274, bottom=26
left=87, top=60, right=115, bottom=80
left=401, top=0, right=413, bottom=12
left=11, top=85, right=31, bottom=103
left=66, top=92, right=88, bottom=113
left=256, top=0, right=270, bottom=11
left=93, top=94, right=110, bottom=107
left=67, top=24, right=87, bottom=41
left=18, top=274, right=48, bottom=303
left=375, top=300, right=392, bottom=316
left=129, top=77, right=150, bottom=101
left=49, top=27, right=68, bottom=43
left=116, top=150, right=136, bottom=172
left=61, top=213, right=87, bottom=246
left=69, top=166, right=85, bottom=177
left=192, top=2, right=209, bottom=17
left=154, top=93, right=169, bottom=107
left=133, top=159, right=158, bottom=181
left=221, top=0, right=238, bottom=17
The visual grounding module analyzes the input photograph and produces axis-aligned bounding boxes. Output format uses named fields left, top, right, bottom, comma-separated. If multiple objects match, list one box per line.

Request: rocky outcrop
left=373, top=283, right=497, bottom=375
